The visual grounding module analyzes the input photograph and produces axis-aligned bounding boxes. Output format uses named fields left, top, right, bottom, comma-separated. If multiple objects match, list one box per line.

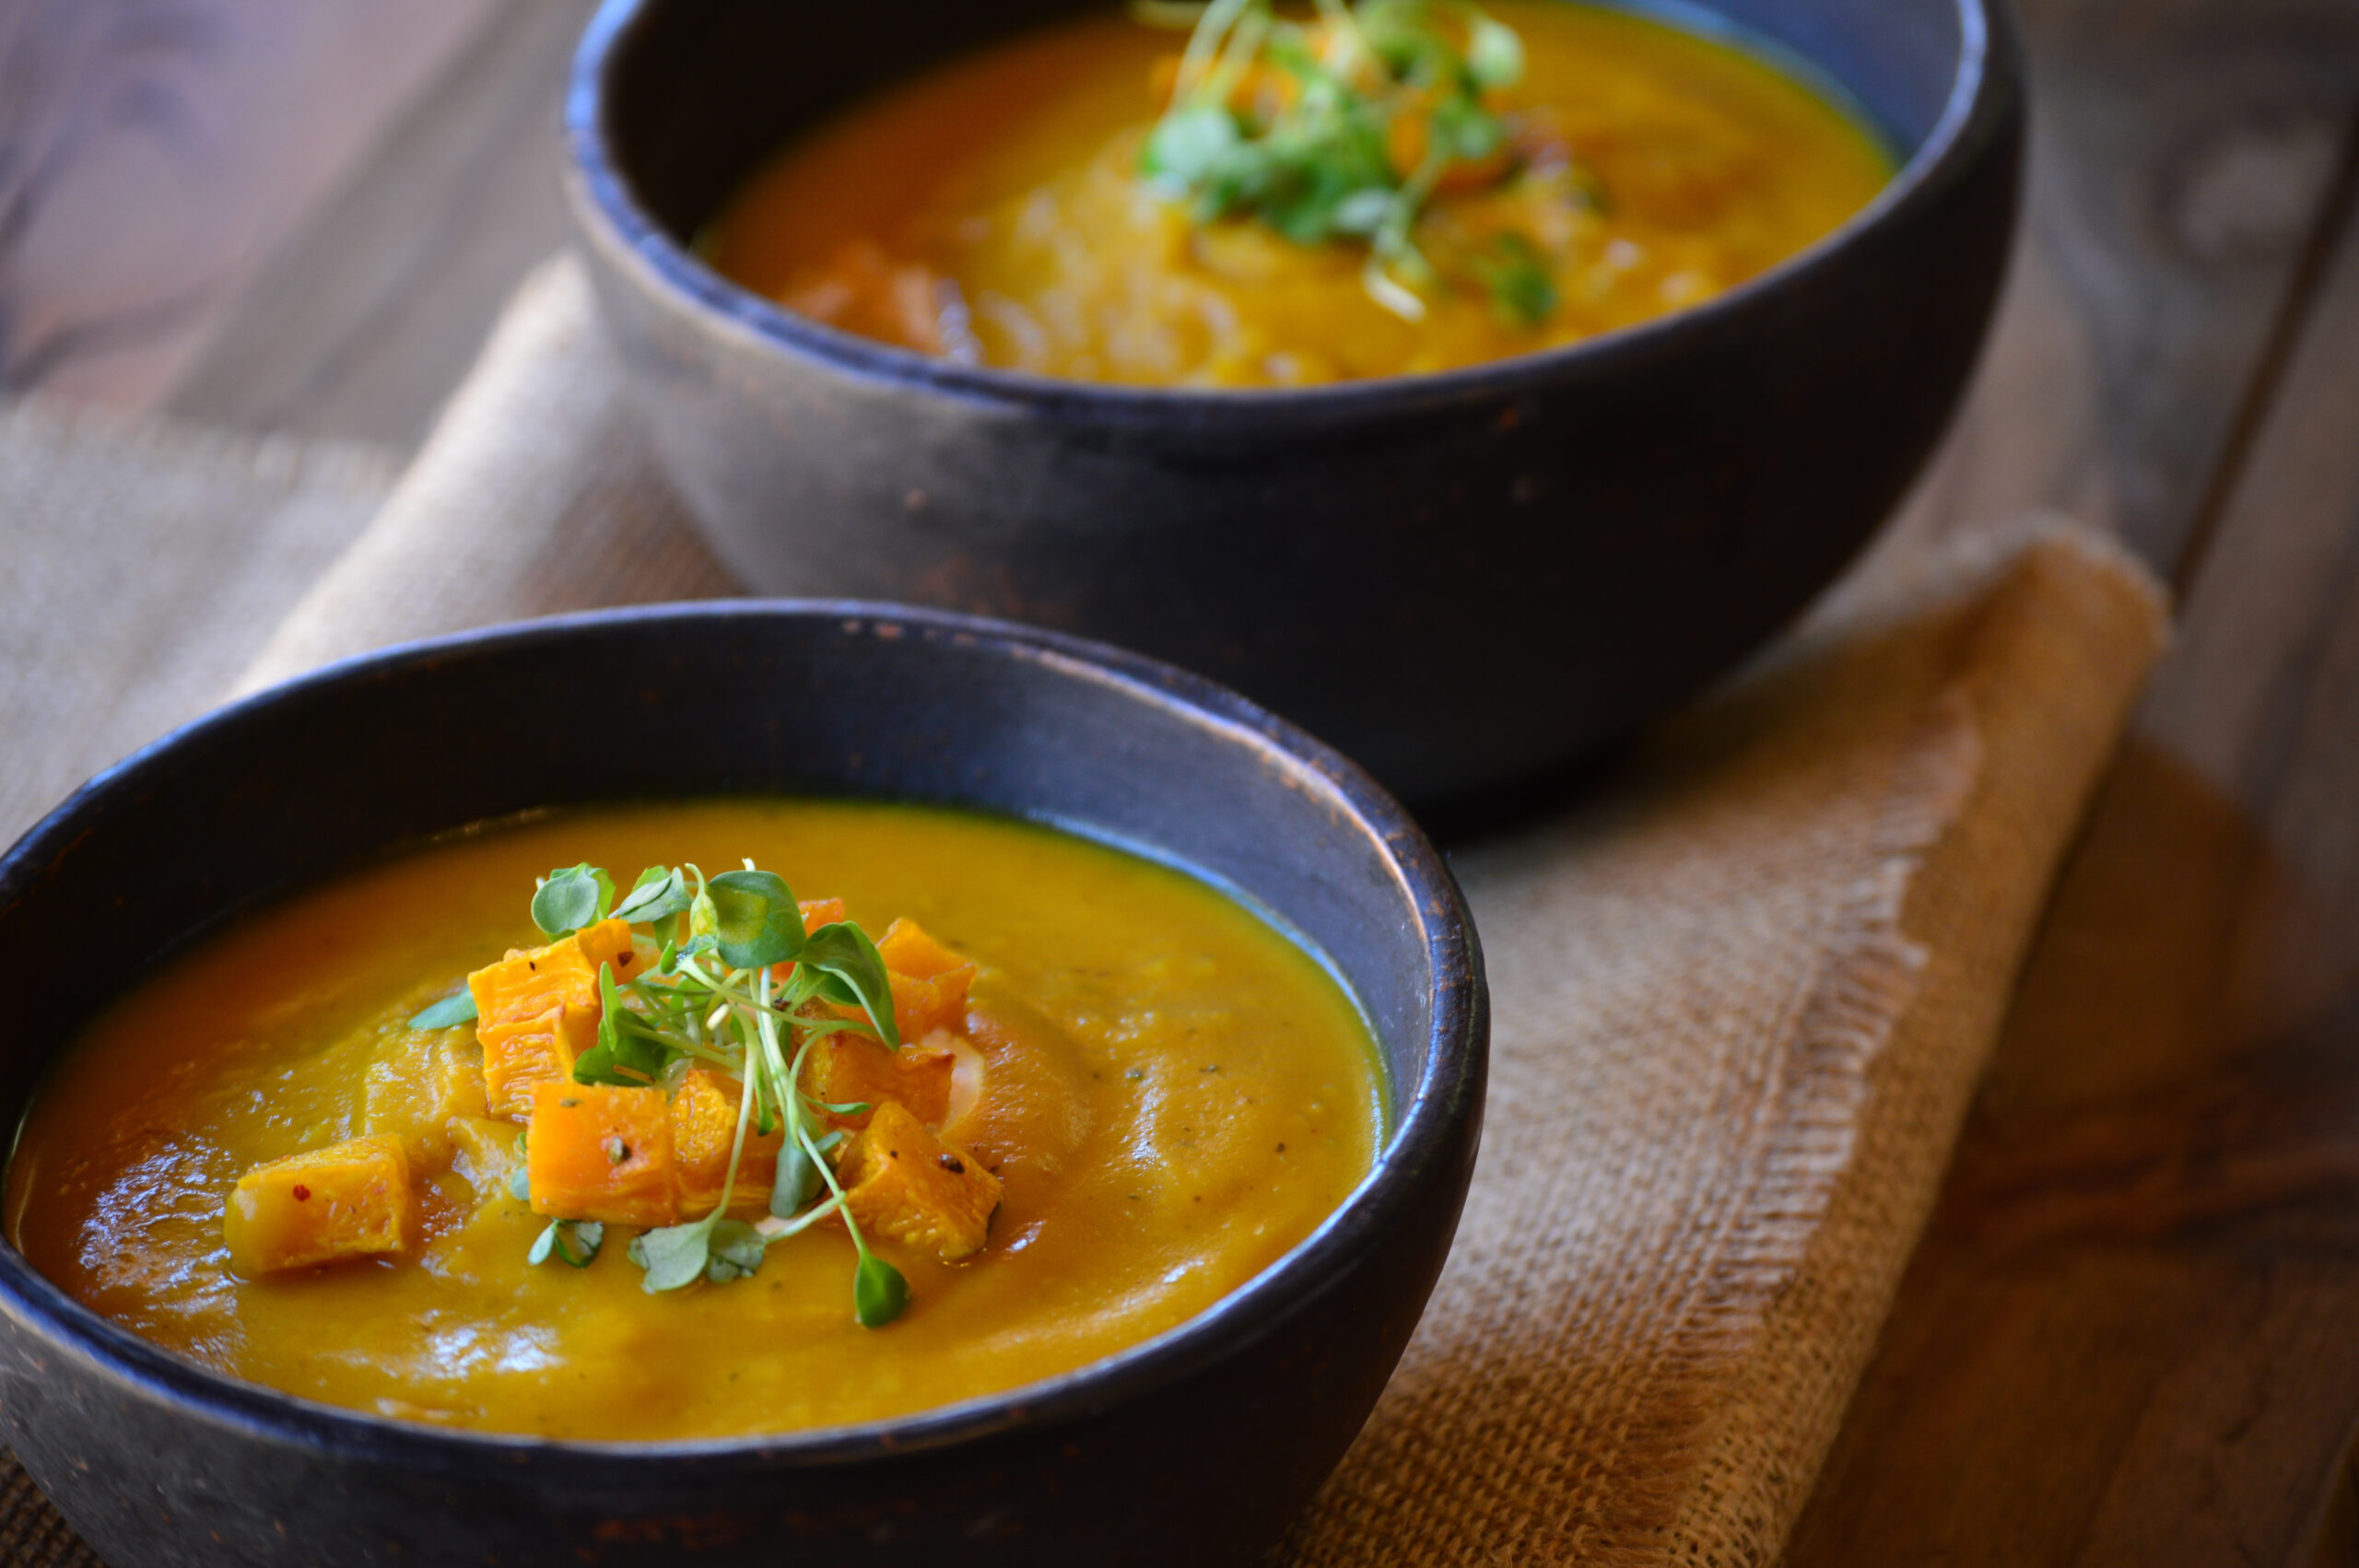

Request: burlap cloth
left=0, top=256, right=2167, bottom=1567
left=0, top=402, right=392, bottom=848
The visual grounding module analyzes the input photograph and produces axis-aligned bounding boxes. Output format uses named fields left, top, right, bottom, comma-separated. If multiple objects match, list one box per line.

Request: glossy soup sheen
left=5, top=802, right=1383, bottom=1439
left=708, top=1, right=1893, bottom=387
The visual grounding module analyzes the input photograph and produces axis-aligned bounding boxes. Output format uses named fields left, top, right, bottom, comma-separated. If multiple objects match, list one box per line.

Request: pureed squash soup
left=705, top=0, right=1894, bottom=387
left=4, top=801, right=1383, bottom=1440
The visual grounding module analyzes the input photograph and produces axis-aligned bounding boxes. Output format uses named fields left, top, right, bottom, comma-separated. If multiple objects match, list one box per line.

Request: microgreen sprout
left=528, top=1219, right=603, bottom=1269
left=531, top=862, right=616, bottom=938
left=429, top=860, right=911, bottom=1326
left=407, top=989, right=477, bottom=1030
left=1136, top=0, right=1555, bottom=322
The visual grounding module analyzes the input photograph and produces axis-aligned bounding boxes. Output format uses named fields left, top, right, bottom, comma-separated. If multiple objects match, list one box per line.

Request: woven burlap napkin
left=6, top=255, right=2167, bottom=1567
left=0, top=400, right=391, bottom=846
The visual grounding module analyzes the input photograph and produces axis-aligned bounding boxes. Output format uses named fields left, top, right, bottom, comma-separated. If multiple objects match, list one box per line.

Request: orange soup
left=6, top=801, right=1382, bottom=1439
left=708, top=0, right=1892, bottom=386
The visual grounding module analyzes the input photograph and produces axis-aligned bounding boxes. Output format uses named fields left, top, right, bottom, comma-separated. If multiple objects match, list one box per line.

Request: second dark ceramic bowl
left=564, top=0, right=2023, bottom=803
left=0, top=604, right=1484, bottom=1568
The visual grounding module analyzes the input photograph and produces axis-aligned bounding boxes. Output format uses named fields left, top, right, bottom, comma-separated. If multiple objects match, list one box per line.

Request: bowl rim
left=561, top=0, right=2018, bottom=423
left=0, top=600, right=1486, bottom=1479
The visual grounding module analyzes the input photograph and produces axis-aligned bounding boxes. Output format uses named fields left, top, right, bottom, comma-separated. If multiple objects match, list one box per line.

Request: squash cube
left=803, top=1036, right=957, bottom=1129
left=225, top=1135, right=414, bottom=1276
left=479, top=1002, right=599, bottom=1119
left=877, top=919, right=976, bottom=1039
left=468, top=919, right=644, bottom=1118
left=573, top=918, right=640, bottom=977
left=526, top=1082, right=678, bottom=1227
left=669, top=1066, right=782, bottom=1216
left=364, top=1029, right=488, bottom=1166
left=876, top=917, right=971, bottom=984
left=837, top=1101, right=1000, bottom=1261
left=467, top=918, right=640, bottom=1031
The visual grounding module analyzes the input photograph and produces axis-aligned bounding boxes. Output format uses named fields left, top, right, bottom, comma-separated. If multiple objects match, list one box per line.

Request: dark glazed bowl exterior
left=563, top=0, right=2025, bottom=803
left=0, top=605, right=1485, bottom=1568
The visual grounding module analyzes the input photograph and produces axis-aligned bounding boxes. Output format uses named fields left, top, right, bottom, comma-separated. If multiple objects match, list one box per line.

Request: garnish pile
left=224, top=860, right=1002, bottom=1330
left=1137, top=0, right=1561, bottom=323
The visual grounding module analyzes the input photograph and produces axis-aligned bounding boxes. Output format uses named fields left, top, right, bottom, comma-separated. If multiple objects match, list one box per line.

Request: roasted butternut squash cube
left=479, top=1002, right=599, bottom=1119
left=803, top=1036, right=957, bottom=1129
left=364, top=1029, right=488, bottom=1166
left=573, top=918, right=640, bottom=977
left=669, top=1066, right=782, bottom=1216
left=225, top=1135, right=414, bottom=1276
left=876, top=917, right=971, bottom=985
left=526, top=1082, right=678, bottom=1227
left=467, top=919, right=638, bottom=1031
left=837, top=1101, right=1000, bottom=1261
left=877, top=918, right=976, bottom=1037
left=878, top=974, right=951, bottom=1044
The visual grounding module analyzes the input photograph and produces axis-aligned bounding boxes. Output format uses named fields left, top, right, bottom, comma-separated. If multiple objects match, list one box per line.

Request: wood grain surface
left=158, top=0, right=604, bottom=451
left=1788, top=0, right=2359, bottom=1560
left=0, top=0, right=495, bottom=411
left=6, top=0, right=2359, bottom=1561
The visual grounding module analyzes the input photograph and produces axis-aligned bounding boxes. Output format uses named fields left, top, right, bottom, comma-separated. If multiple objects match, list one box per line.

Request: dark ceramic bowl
left=563, top=0, right=2024, bottom=804
left=0, top=605, right=1485, bottom=1568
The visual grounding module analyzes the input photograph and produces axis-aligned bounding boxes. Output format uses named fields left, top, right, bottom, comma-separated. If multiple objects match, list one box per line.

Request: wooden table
left=7, top=0, right=2359, bottom=1560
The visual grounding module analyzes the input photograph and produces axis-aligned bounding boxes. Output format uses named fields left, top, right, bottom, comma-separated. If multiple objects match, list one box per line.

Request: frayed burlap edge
left=1278, top=526, right=2166, bottom=1568
left=1661, top=530, right=2171, bottom=1565
left=1527, top=701, right=1982, bottom=1568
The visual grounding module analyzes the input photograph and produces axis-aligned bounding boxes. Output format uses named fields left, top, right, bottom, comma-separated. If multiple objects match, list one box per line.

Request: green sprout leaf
left=1136, top=0, right=1540, bottom=322
left=629, top=1222, right=717, bottom=1293
left=600, top=959, right=626, bottom=1042
left=656, top=933, right=718, bottom=976
left=708, top=869, right=804, bottom=970
left=528, top=1219, right=603, bottom=1269
left=508, top=1164, right=531, bottom=1202
left=407, top=989, right=477, bottom=1030
left=613, top=865, right=693, bottom=925
left=855, top=1252, right=910, bottom=1328
left=533, top=863, right=615, bottom=937
left=573, top=962, right=676, bottom=1086
left=1330, top=186, right=1398, bottom=236
left=704, top=1219, right=767, bottom=1283
left=1472, top=231, right=1557, bottom=325
left=1359, top=0, right=1444, bottom=78
left=1142, top=103, right=1242, bottom=190
left=1465, top=14, right=1524, bottom=88
left=771, top=1143, right=821, bottom=1217
left=1431, top=95, right=1502, bottom=161
left=798, top=922, right=901, bottom=1048
left=571, top=1029, right=674, bottom=1088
